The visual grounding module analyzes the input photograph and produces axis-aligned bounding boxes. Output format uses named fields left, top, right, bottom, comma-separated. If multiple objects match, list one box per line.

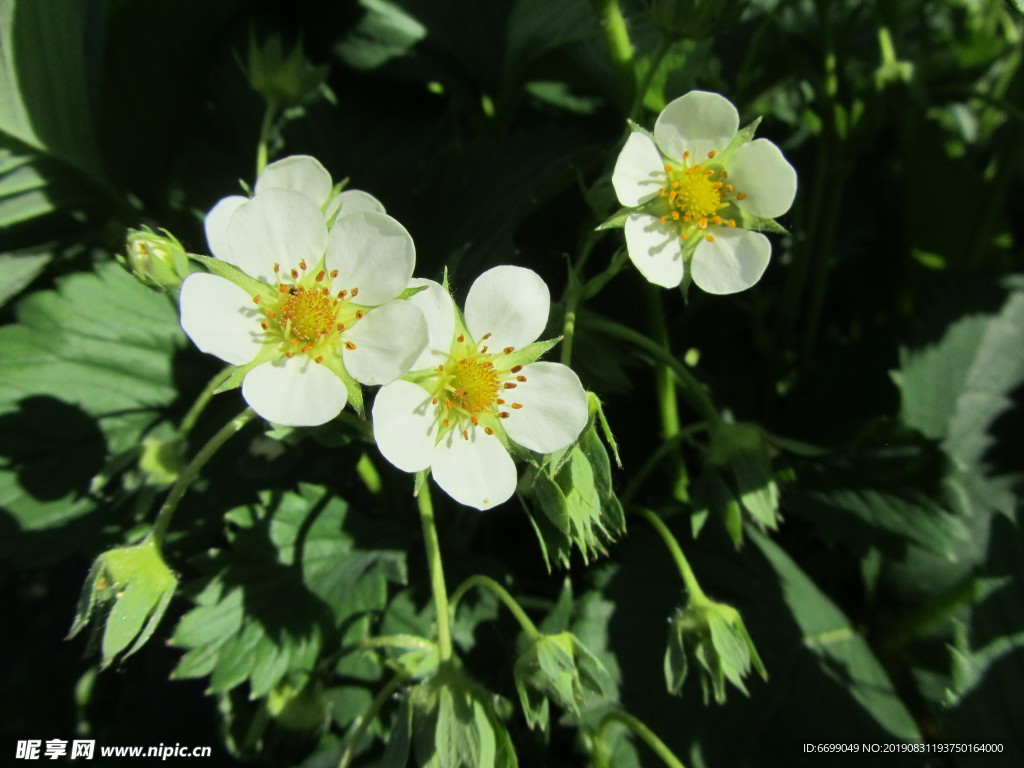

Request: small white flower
left=180, top=185, right=427, bottom=427
left=372, top=266, right=589, bottom=511
left=611, top=90, right=797, bottom=294
left=204, top=154, right=385, bottom=262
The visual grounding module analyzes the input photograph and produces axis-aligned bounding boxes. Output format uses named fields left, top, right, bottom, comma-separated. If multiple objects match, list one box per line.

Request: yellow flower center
left=670, top=169, right=722, bottom=221
left=250, top=260, right=366, bottom=364
left=279, top=289, right=338, bottom=344
left=658, top=151, right=747, bottom=242
left=451, top=358, right=500, bottom=413
left=424, top=333, right=527, bottom=440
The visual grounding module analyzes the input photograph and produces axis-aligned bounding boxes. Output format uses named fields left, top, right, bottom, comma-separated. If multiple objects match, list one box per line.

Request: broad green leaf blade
left=0, top=263, right=183, bottom=566
left=750, top=530, right=922, bottom=741
left=0, top=0, right=102, bottom=177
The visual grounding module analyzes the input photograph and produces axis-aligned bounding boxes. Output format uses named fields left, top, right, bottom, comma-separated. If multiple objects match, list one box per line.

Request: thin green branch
left=637, top=508, right=707, bottom=603
left=596, top=709, right=688, bottom=768
left=416, top=476, right=452, bottom=661
left=449, top=575, right=541, bottom=640
left=177, top=365, right=233, bottom=441
left=151, top=408, right=255, bottom=546
left=337, top=670, right=410, bottom=768
left=584, top=311, right=721, bottom=425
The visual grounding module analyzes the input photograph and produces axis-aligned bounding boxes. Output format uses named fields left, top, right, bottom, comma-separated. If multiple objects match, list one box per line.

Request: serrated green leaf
left=171, top=484, right=407, bottom=699
left=0, top=262, right=182, bottom=567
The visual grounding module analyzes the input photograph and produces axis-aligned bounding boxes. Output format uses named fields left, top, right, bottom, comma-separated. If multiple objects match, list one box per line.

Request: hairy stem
left=449, top=574, right=541, bottom=640
left=638, top=507, right=707, bottom=603
left=152, top=408, right=255, bottom=546
left=416, top=475, right=452, bottom=660
left=596, top=709, right=688, bottom=768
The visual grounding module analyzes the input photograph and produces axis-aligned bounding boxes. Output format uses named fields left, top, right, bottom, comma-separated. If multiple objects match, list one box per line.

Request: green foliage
left=68, top=538, right=178, bottom=667
left=170, top=484, right=406, bottom=699
left=0, top=263, right=182, bottom=566
left=513, top=631, right=612, bottom=729
left=5, top=0, right=1024, bottom=765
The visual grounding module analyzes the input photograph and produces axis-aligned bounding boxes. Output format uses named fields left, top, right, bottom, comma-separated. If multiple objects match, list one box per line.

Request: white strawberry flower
left=372, top=266, right=589, bottom=511
left=179, top=184, right=427, bottom=427
left=204, top=154, right=385, bottom=261
left=611, top=90, right=797, bottom=294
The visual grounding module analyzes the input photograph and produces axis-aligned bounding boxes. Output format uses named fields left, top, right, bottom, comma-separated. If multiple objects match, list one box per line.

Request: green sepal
left=588, top=392, right=622, bottom=468
left=718, top=116, right=762, bottom=163
left=625, top=119, right=658, bottom=145
left=595, top=207, right=633, bottom=231
left=740, top=215, right=789, bottom=235
left=213, top=344, right=281, bottom=394
left=501, top=337, right=559, bottom=370
left=69, top=537, right=178, bottom=668
left=321, top=352, right=365, bottom=417
left=188, top=253, right=270, bottom=298
left=397, top=283, right=429, bottom=301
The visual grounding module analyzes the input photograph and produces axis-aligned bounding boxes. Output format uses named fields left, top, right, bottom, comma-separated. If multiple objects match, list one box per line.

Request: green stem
left=416, top=475, right=452, bottom=661
left=589, top=0, right=636, bottom=110
left=561, top=230, right=604, bottom=366
left=620, top=423, right=709, bottom=505
left=255, top=103, right=277, bottom=177
left=647, top=286, right=689, bottom=500
left=449, top=575, right=541, bottom=640
left=177, top=365, right=233, bottom=440
left=596, top=710, right=688, bottom=768
left=151, top=408, right=255, bottom=546
left=637, top=508, right=707, bottom=603
left=337, top=670, right=410, bottom=768
left=585, top=311, right=721, bottom=425
left=630, top=34, right=673, bottom=121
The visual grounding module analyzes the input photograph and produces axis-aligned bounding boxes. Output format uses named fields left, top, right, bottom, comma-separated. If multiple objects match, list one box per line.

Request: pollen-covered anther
left=463, top=430, right=469, bottom=440
left=260, top=321, right=269, bottom=330
left=356, top=310, right=365, bottom=319
left=503, top=346, right=514, bottom=354
left=706, top=235, right=715, bottom=242
left=728, top=219, right=736, bottom=228
left=252, top=295, right=261, bottom=304
left=482, top=333, right=492, bottom=340
left=511, top=403, right=523, bottom=409
left=510, top=365, right=523, bottom=373
left=273, top=263, right=281, bottom=274
left=698, top=218, right=708, bottom=229
left=345, top=341, right=357, bottom=350
left=350, top=288, right=359, bottom=298
left=707, top=150, right=717, bottom=159
left=290, top=268, right=299, bottom=279
left=503, top=382, right=517, bottom=389
left=279, top=284, right=291, bottom=293
left=457, top=334, right=465, bottom=343
left=737, top=192, right=747, bottom=200
left=316, top=270, right=325, bottom=282
left=329, top=269, right=339, bottom=278
left=298, top=259, right=307, bottom=271
left=484, top=427, right=494, bottom=435
left=499, top=411, right=510, bottom=419
left=495, top=398, right=505, bottom=405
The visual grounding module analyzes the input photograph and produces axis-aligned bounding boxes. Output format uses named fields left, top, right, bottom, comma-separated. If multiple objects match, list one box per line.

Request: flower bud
left=121, top=226, right=191, bottom=292
left=651, top=0, right=749, bottom=40
left=68, top=538, right=178, bottom=667
left=664, top=599, right=765, bottom=703
left=514, top=631, right=612, bottom=730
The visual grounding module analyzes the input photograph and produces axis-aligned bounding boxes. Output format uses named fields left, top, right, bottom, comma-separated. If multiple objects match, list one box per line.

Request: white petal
left=624, top=214, right=684, bottom=288
left=611, top=132, right=664, bottom=207
left=325, top=211, right=415, bottom=306
left=690, top=228, right=771, bottom=295
left=654, top=90, right=739, bottom=163
left=326, top=189, right=386, bottom=222
left=431, top=429, right=517, bottom=511
left=372, top=380, right=437, bottom=473
left=241, top=356, right=347, bottom=426
left=227, top=188, right=328, bottom=283
left=464, top=265, right=549, bottom=351
left=179, top=273, right=263, bottom=365
left=502, top=362, right=588, bottom=454
left=343, top=300, right=428, bottom=385
left=255, top=155, right=333, bottom=208
left=726, top=139, right=798, bottom=218
left=406, top=279, right=456, bottom=370
left=204, top=195, right=247, bottom=264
